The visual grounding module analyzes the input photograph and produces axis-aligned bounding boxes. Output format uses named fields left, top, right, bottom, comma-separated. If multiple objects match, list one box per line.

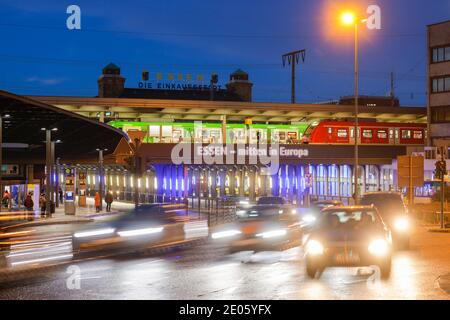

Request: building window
left=432, top=76, right=450, bottom=93
left=362, top=129, right=372, bottom=138
left=432, top=46, right=450, bottom=63
left=377, top=130, right=387, bottom=139
left=401, top=130, right=411, bottom=139
left=337, top=129, right=348, bottom=138
left=431, top=106, right=450, bottom=123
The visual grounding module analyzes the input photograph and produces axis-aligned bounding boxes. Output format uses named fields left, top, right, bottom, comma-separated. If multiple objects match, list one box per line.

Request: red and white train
left=304, top=121, right=426, bottom=145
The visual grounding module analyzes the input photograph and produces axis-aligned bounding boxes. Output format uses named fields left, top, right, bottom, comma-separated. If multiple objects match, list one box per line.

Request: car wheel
left=306, top=258, right=320, bottom=279
left=379, top=258, right=391, bottom=279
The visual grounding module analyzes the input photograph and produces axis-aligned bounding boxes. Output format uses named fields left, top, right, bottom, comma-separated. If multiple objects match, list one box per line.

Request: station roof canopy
left=0, top=90, right=127, bottom=162
left=30, top=96, right=427, bottom=124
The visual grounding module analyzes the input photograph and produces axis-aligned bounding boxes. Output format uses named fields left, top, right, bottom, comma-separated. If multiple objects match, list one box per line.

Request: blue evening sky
left=0, top=0, right=448, bottom=106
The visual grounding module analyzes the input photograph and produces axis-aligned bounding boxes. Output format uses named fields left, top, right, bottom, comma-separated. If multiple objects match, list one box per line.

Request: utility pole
left=45, top=129, right=52, bottom=216
left=390, top=72, right=395, bottom=107
left=96, top=148, right=107, bottom=211
left=282, top=49, right=306, bottom=104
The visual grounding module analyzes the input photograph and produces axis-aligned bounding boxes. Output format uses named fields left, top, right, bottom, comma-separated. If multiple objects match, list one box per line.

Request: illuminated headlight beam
left=73, top=228, right=115, bottom=238
left=256, top=229, right=287, bottom=239
left=211, top=230, right=241, bottom=239
left=118, top=227, right=164, bottom=238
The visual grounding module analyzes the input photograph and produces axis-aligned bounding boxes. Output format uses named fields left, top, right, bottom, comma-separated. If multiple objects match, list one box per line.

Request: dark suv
left=360, top=192, right=410, bottom=250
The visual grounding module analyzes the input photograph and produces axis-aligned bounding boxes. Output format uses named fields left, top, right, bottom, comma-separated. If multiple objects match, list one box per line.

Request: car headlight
left=118, top=227, right=164, bottom=238
left=74, top=228, right=115, bottom=239
left=394, top=217, right=409, bottom=232
left=305, top=239, right=324, bottom=255
left=239, top=200, right=249, bottom=205
left=256, top=229, right=287, bottom=239
left=211, top=230, right=241, bottom=239
left=368, top=239, right=390, bottom=256
left=302, top=214, right=316, bottom=223
left=237, top=210, right=247, bottom=217
left=291, top=209, right=297, bottom=215
left=278, top=210, right=284, bottom=214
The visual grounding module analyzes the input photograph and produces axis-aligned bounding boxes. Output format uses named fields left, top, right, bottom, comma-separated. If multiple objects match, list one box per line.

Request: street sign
left=397, top=155, right=424, bottom=188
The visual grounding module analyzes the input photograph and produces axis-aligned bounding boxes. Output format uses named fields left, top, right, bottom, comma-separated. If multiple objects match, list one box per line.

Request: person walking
left=39, top=193, right=47, bottom=217
left=105, top=191, right=113, bottom=212
left=2, top=190, right=10, bottom=209
left=94, top=192, right=101, bottom=213
left=24, top=193, right=34, bottom=212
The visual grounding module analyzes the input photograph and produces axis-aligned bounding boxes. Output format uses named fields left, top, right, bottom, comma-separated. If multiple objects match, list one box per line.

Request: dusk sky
left=0, top=0, right=448, bottom=106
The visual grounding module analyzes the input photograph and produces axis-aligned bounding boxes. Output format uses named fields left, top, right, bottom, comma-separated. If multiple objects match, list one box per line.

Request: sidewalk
left=0, top=198, right=130, bottom=230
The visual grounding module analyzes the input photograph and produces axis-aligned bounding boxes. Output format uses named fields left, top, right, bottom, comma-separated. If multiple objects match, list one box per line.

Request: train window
left=337, top=129, right=348, bottom=138
left=149, top=125, right=160, bottom=137
left=401, top=130, right=411, bottom=139
left=413, top=131, right=423, bottom=139
left=162, top=125, right=172, bottom=137
left=362, top=129, right=373, bottom=138
left=350, top=128, right=354, bottom=138
left=395, top=129, right=399, bottom=139
left=328, top=128, right=332, bottom=134
left=389, top=129, right=394, bottom=139
left=377, top=130, right=387, bottom=139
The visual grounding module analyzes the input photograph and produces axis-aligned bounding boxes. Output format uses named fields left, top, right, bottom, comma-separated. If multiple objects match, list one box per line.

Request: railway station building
left=16, top=63, right=434, bottom=206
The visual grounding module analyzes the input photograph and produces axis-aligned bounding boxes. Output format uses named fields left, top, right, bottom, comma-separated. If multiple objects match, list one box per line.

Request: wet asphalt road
left=0, top=225, right=449, bottom=300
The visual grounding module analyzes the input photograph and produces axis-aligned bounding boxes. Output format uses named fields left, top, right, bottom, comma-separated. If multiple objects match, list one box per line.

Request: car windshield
left=257, top=197, right=285, bottom=205
left=320, top=210, right=379, bottom=228
left=360, top=194, right=405, bottom=216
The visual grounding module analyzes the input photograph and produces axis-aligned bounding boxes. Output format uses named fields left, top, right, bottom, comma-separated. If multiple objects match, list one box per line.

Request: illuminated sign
left=137, top=72, right=222, bottom=90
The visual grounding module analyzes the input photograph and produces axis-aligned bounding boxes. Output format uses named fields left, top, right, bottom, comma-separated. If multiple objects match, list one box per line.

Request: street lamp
left=0, top=113, right=11, bottom=212
left=41, top=127, right=58, bottom=215
left=341, top=11, right=366, bottom=204
left=96, top=148, right=108, bottom=211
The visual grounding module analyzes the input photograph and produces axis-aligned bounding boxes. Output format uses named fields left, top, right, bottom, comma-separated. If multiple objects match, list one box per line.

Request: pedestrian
left=39, top=193, right=47, bottom=217
left=94, top=192, right=101, bottom=213
left=2, top=190, right=10, bottom=209
left=105, top=191, right=113, bottom=212
left=59, top=188, right=64, bottom=203
left=24, top=193, right=34, bottom=212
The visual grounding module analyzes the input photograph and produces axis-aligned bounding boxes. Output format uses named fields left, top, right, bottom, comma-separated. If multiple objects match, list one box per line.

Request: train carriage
left=306, top=121, right=426, bottom=146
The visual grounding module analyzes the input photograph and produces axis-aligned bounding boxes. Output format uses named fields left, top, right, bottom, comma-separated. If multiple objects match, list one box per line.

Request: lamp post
left=341, top=12, right=366, bottom=204
left=42, top=127, right=58, bottom=216
left=96, top=148, right=108, bottom=211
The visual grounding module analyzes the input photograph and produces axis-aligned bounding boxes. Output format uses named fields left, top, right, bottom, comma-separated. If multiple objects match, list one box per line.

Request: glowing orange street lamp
left=340, top=10, right=366, bottom=204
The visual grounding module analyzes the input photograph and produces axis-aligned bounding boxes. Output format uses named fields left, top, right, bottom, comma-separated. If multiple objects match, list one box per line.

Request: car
left=72, top=203, right=186, bottom=256
left=299, top=200, right=343, bottom=230
left=360, top=192, right=410, bottom=249
left=211, top=200, right=302, bottom=252
left=255, top=196, right=298, bottom=214
left=304, top=205, right=392, bottom=279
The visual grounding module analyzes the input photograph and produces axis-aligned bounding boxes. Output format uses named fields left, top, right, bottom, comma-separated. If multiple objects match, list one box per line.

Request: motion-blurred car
left=304, top=205, right=392, bottom=279
left=225, top=196, right=253, bottom=210
left=211, top=198, right=302, bottom=252
left=72, top=204, right=186, bottom=256
left=360, top=192, right=410, bottom=249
